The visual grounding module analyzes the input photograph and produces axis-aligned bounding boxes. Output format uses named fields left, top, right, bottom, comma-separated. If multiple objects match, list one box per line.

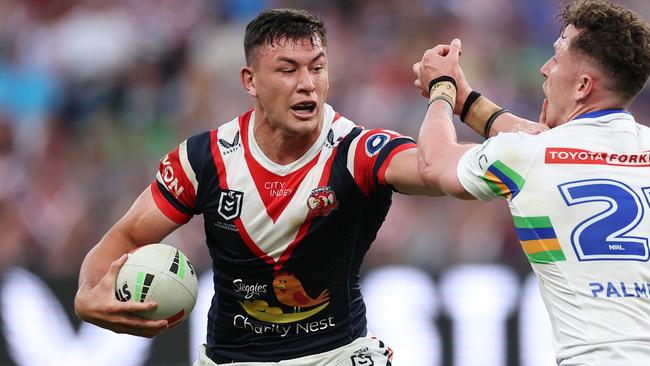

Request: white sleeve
left=456, top=133, right=529, bottom=202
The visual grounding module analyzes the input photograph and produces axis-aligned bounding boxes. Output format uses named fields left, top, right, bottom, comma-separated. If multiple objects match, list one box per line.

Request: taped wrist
left=461, top=94, right=503, bottom=137
left=427, top=76, right=457, bottom=110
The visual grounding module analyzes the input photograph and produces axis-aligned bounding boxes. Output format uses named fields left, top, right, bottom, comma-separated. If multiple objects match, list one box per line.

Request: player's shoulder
left=487, top=130, right=550, bottom=160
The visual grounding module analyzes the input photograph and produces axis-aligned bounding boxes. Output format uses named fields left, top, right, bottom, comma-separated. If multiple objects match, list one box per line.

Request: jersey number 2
left=558, top=179, right=650, bottom=262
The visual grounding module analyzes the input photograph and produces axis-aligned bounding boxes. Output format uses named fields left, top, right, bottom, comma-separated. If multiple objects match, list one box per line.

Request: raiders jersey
left=151, top=104, right=414, bottom=363
left=457, top=110, right=650, bottom=365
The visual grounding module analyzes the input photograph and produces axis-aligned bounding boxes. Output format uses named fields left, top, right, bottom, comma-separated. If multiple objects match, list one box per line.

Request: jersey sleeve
left=456, top=132, right=531, bottom=202
left=346, top=128, right=416, bottom=195
left=151, top=132, right=213, bottom=224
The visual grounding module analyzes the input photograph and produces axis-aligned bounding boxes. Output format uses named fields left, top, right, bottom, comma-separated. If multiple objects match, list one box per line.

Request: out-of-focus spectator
left=0, top=0, right=647, bottom=280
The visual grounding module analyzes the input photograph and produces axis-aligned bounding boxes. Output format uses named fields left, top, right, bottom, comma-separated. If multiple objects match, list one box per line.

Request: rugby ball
left=115, top=243, right=198, bottom=325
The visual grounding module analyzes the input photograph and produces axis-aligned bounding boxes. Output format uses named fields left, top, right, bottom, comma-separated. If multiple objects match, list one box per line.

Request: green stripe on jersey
left=527, top=250, right=566, bottom=264
left=513, top=216, right=553, bottom=228
left=492, top=160, right=525, bottom=190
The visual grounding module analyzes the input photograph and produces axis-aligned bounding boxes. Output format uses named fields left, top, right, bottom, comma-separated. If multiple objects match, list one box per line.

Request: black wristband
left=428, top=76, right=457, bottom=96
left=484, top=108, right=509, bottom=138
left=460, top=91, right=481, bottom=122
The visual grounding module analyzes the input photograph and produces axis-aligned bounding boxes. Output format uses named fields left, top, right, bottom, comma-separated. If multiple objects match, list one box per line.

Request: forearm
left=417, top=100, right=459, bottom=189
left=77, top=187, right=179, bottom=292
left=488, top=113, right=542, bottom=137
left=77, top=229, right=139, bottom=292
left=459, top=92, right=548, bottom=137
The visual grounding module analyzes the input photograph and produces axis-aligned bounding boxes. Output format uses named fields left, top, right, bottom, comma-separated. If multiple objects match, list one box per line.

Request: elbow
left=417, top=154, right=442, bottom=191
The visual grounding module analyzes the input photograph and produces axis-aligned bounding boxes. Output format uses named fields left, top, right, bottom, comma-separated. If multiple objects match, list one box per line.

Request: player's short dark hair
left=561, top=0, right=650, bottom=101
left=244, top=9, right=327, bottom=65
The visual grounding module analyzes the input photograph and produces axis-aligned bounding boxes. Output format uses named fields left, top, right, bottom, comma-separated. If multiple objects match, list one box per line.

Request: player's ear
left=241, top=66, right=256, bottom=97
left=576, top=73, right=593, bottom=102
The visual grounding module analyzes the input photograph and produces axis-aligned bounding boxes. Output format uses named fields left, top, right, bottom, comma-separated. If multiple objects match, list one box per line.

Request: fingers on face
left=540, top=98, right=548, bottom=124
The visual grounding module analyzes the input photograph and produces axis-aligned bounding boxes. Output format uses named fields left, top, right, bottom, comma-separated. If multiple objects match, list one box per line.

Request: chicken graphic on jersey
left=272, top=272, right=329, bottom=312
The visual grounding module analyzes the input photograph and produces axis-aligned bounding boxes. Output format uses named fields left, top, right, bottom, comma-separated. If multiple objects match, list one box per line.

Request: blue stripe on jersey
left=573, top=109, right=628, bottom=120
left=515, top=226, right=558, bottom=241
left=486, top=164, right=521, bottom=198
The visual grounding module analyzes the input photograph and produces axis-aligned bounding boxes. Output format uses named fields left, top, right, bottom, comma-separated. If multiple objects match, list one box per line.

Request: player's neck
left=252, top=118, right=323, bottom=166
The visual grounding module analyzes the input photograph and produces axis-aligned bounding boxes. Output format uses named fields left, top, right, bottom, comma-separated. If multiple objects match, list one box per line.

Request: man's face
left=540, top=25, right=582, bottom=127
left=243, top=36, right=329, bottom=137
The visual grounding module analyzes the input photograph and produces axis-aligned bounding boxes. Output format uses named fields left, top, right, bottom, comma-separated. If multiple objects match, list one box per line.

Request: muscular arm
left=417, top=101, right=476, bottom=199
left=75, top=186, right=181, bottom=337
left=384, top=148, right=444, bottom=196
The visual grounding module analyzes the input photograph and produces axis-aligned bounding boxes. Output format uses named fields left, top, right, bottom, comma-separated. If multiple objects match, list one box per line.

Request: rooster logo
left=307, top=186, right=338, bottom=218
left=272, top=272, right=330, bottom=313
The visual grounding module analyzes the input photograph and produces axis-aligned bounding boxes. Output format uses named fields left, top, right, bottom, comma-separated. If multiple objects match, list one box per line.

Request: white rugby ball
left=115, top=243, right=198, bottom=325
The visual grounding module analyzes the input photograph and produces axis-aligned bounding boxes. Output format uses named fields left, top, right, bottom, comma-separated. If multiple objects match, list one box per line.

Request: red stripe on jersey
left=273, top=144, right=339, bottom=272
left=150, top=181, right=191, bottom=224
left=239, top=116, right=321, bottom=223
left=210, top=123, right=277, bottom=267
left=376, top=143, right=415, bottom=186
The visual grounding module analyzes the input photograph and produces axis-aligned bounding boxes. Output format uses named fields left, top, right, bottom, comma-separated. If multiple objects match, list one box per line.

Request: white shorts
left=193, top=335, right=393, bottom=366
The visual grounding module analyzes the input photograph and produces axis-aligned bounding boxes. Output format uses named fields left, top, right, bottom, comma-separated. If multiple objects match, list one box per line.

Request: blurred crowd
left=1, top=0, right=649, bottom=279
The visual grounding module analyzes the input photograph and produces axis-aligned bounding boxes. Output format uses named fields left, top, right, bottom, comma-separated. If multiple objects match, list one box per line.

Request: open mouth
left=291, top=101, right=317, bottom=115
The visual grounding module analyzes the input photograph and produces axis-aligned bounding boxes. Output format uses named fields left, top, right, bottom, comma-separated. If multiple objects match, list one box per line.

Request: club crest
left=218, top=189, right=244, bottom=220
left=307, top=186, right=338, bottom=218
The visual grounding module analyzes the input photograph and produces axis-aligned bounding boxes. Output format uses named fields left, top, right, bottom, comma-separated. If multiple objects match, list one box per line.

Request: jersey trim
left=572, top=109, right=628, bottom=120
left=481, top=160, right=525, bottom=200
left=512, top=215, right=566, bottom=264
left=178, top=140, right=199, bottom=193
left=151, top=181, right=192, bottom=224
left=375, top=140, right=416, bottom=187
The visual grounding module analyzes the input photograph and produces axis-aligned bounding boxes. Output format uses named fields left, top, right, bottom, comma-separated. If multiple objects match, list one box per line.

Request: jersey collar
left=572, top=109, right=630, bottom=121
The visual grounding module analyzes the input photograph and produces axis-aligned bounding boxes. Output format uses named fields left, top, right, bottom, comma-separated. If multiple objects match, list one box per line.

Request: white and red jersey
left=151, top=104, right=414, bottom=363
left=457, top=110, right=650, bottom=366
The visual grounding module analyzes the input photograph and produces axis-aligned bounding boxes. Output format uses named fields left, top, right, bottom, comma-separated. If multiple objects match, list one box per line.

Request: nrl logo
left=218, top=189, right=244, bottom=220
left=307, top=186, right=338, bottom=218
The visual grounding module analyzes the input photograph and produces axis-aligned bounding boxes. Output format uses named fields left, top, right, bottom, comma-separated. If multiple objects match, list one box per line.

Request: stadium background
left=0, top=0, right=649, bottom=365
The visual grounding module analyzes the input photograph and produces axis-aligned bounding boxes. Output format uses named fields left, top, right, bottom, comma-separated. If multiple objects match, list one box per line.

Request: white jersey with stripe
left=151, top=104, right=414, bottom=363
left=457, top=110, right=650, bottom=365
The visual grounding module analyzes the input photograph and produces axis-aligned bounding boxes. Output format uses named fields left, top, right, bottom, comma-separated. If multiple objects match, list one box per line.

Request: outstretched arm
left=413, top=39, right=478, bottom=198
left=74, top=186, right=180, bottom=337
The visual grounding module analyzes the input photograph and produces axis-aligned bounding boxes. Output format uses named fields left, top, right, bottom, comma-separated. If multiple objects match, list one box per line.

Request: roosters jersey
left=457, top=110, right=650, bottom=365
left=151, top=104, right=414, bottom=363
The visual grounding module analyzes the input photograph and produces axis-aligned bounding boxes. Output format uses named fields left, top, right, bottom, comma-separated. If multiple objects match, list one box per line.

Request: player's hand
left=74, top=254, right=169, bottom=338
left=414, top=39, right=463, bottom=98
left=539, top=98, right=553, bottom=127
left=453, top=65, right=471, bottom=116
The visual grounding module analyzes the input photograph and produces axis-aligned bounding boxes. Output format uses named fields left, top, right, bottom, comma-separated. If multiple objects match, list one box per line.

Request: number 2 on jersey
left=558, top=179, right=650, bottom=261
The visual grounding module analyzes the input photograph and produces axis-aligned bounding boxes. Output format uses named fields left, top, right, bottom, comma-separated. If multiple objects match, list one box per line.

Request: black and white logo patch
left=218, top=131, right=240, bottom=154
left=217, top=189, right=244, bottom=220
